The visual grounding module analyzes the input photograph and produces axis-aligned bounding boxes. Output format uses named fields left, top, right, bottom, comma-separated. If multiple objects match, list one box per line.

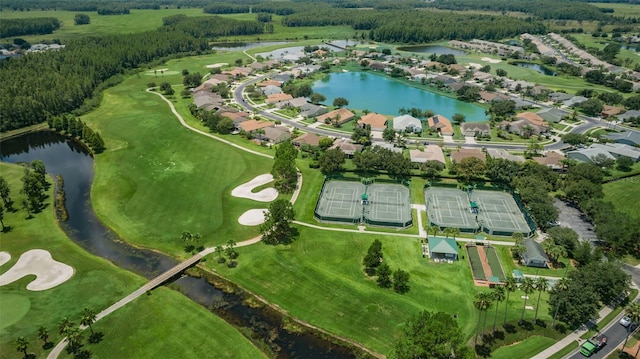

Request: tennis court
left=314, top=180, right=364, bottom=223
left=471, top=191, right=531, bottom=236
left=365, top=184, right=412, bottom=228
left=424, top=187, right=477, bottom=231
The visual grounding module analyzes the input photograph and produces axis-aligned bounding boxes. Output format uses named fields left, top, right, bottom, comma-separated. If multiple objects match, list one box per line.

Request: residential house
left=549, top=92, right=574, bottom=103
left=372, top=142, right=403, bottom=153
left=521, top=238, right=549, bottom=268
left=533, top=151, right=566, bottom=171
left=448, top=82, right=467, bottom=92
left=486, top=148, right=525, bottom=162
left=605, top=131, right=640, bottom=147
left=618, top=110, right=640, bottom=122
left=265, top=93, right=293, bottom=105
left=292, top=132, right=324, bottom=148
left=601, top=105, right=624, bottom=118
left=317, top=108, right=355, bottom=125
left=450, top=148, right=485, bottom=163
left=427, top=115, right=454, bottom=136
left=393, top=115, right=422, bottom=133
left=501, top=112, right=549, bottom=136
left=479, top=91, right=509, bottom=103
left=219, top=110, right=250, bottom=126
left=358, top=113, right=388, bottom=132
left=300, top=103, right=328, bottom=118
left=271, top=73, right=292, bottom=83
left=409, top=145, right=446, bottom=165
left=193, top=90, right=224, bottom=110
left=258, top=126, right=291, bottom=144
left=461, top=123, right=491, bottom=137
left=262, top=85, right=283, bottom=96
left=257, top=79, right=282, bottom=88
left=590, top=143, right=640, bottom=162
left=567, top=147, right=616, bottom=163
left=237, top=119, right=275, bottom=133
left=562, top=96, right=588, bottom=108
left=536, top=108, right=566, bottom=123
left=432, top=75, right=457, bottom=85
left=329, top=139, right=363, bottom=157
left=275, top=97, right=308, bottom=109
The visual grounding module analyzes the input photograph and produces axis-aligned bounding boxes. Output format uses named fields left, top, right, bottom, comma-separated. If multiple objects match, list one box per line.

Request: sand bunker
left=0, top=249, right=74, bottom=291
left=231, top=174, right=278, bottom=202
left=481, top=57, right=502, bottom=64
left=0, top=252, right=10, bottom=266
left=206, top=63, right=228, bottom=68
left=238, top=209, right=267, bottom=226
left=468, top=62, right=482, bottom=69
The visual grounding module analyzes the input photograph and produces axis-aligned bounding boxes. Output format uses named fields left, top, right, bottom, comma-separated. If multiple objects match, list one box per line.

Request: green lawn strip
left=466, top=246, right=487, bottom=280
left=0, top=163, right=261, bottom=359
left=209, top=228, right=506, bottom=354
left=58, top=288, right=267, bottom=359
left=490, top=335, right=558, bottom=359
left=0, top=9, right=207, bottom=43
left=547, top=340, right=580, bottom=359
left=486, top=246, right=506, bottom=281
left=81, top=74, right=274, bottom=254
left=603, top=176, right=640, bottom=220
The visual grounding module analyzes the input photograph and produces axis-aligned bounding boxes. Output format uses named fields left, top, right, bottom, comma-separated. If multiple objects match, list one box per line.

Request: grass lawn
left=59, top=288, right=266, bottom=359
left=0, top=163, right=262, bottom=359
left=0, top=9, right=208, bottom=43
left=81, top=70, right=275, bottom=256
left=495, top=245, right=573, bottom=276
left=490, top=335, right=557, bottom=359
left=603, top=177, right=640, bottom=220
left=548, top=340, right=580, bottom=359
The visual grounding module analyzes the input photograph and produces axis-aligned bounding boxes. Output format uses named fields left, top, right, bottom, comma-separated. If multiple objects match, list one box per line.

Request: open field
left=0, top=163, right=262, bottom=359
left=490, top=335, right=557, bottom=359
left=592, top=2, right=640, bottom=17
left=603, top=177, right=640, bottom=220
left=0, top=9, right=206, bottom=42
left=81, top=68, right=274, bottom=255
left=69, top=288, right=266, bottom=359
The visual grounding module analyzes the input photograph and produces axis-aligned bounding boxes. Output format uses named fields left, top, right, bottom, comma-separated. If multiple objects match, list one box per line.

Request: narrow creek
left=0, top=131, right=358, bottom=359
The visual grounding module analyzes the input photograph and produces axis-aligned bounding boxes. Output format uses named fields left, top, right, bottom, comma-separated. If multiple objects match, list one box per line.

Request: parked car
left=620, top=316, right=632, bottom=328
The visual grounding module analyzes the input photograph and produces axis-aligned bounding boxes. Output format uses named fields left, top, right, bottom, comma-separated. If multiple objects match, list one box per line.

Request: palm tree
left=80, top=308, right=97, bottom=336
left=503, top=275, right=518, bottom=326
left=533, top=277, right=549, bottom=323
left=451, top=227, right=461, bottom=240
left=552, top=277, right=569, bottom=327
left=520, top=277, right=535, bottom=323
left=473, top=292, right=492, bottom=344
left=66, top=327, right=83, bottom=354
left=214, top=245, right=225, bottom=263
left=428, top=225, right=440, bottom=238
left=443, top=227, right=453, bottom=238
left=16, top=337, right=28, bottom=358
left=58, top=317, right=74, bottom=335
left=38, top=326, right=49, bottom=346
left=623, top=302, right=640, bottom=349
left=512, top=232, right=524, bottom=242
left=491, top=285, right=506, bottom=332
left=181, top=230, right=193, bottom=243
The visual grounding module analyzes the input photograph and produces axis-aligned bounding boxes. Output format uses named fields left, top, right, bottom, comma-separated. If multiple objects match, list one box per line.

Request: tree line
left=0, top=17, right=61, bottom=38
left=49, top=114, right=106, bottom=153
left=160, top=14, right=264, bottom=38
left=0, top=30, right=208, bottom=132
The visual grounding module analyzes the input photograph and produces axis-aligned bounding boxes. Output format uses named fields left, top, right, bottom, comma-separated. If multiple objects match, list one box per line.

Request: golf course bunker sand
left=238, top=209, right=267, bottom=226
left=206, top=63, right=228, bottom=68
left=0, top=252, right=10, bottom=266
left=481, top=57, right=502, bottom=64
left=0, top=249, right=74, bottom=291
left=231, top=174, right=278, bottom=202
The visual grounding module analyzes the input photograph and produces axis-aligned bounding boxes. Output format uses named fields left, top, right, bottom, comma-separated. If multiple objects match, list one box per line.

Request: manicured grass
left=81, top=72, right=274, bottom=255
left=0, top=9, right=207, bottom=43
left=490, top=335, right=557, bottom=359
left=63, top=288, right=266, bottom=359
left=467, top=245, right=487, bottom=280
left=0, top=163, right=262, bottom=359
left=210, top=228, right=488, bottom=354
left=547, top=340, right=580, bottom=359
left=486, top=246, right=506, bottom=281
left=495, top=245, right=573, bottom=276
left=603, top=176, right=640, bottom=220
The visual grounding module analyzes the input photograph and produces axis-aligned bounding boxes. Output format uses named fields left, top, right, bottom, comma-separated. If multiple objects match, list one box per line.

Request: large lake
left=312, top=71, right=488, bottom=122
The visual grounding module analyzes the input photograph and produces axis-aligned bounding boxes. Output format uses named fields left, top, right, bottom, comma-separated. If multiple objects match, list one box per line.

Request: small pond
left=396, top=45, right=467, bottom=56
left=511, top=62, right=557, bottom=76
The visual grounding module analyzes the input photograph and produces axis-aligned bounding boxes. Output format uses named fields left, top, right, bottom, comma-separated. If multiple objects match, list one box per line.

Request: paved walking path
left=411, top=204, right=427, bottom=238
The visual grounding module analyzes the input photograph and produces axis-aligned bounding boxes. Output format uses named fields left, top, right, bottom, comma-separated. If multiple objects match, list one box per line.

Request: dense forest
left=160, top=15, right=264, bottom=38
left=0, top=18, right=60, bottom=38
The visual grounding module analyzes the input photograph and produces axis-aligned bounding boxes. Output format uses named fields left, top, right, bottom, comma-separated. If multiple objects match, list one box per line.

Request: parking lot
left=553, top=198, right=597, bottom=243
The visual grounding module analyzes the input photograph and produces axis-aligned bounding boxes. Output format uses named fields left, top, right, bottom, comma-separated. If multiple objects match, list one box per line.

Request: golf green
left=0, top=294, right=31, bottom=330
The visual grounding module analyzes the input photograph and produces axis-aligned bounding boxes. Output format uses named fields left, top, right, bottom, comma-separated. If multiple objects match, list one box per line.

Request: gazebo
left=428, top=237, right=458, bottom=260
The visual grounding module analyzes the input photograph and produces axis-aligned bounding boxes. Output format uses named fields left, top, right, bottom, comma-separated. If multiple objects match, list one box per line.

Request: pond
left=396, top=45, right=467, bottom=56
left=312, top=71, right=488, bottom=122
left=511, top=62, right=557, bottom=76
left=0, top=131, right=357, bottom=359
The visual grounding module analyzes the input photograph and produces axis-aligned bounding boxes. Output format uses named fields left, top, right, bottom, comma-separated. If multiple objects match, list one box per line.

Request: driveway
left=553, top=198, right=597, bottom=243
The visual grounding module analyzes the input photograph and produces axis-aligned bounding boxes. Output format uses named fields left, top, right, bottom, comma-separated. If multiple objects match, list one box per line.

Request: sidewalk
left=531, top=305, right=615, bottom=359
